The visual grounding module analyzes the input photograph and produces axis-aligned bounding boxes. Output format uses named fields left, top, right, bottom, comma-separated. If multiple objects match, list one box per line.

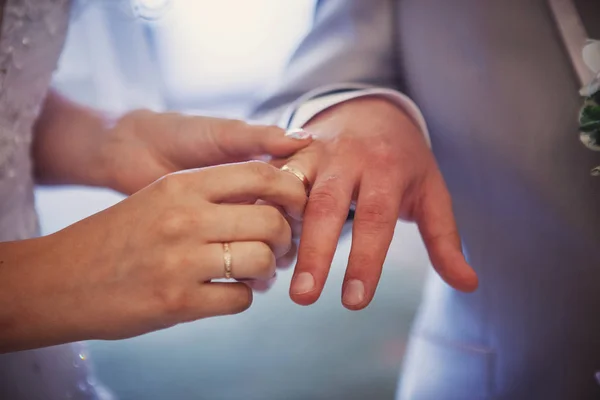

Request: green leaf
left=580, top=121, right=600, bottom=133
left=581, top=104, right=600, bottom=123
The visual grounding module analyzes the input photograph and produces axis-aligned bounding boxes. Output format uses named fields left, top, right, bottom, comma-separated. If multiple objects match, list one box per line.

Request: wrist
left=75, top=111, right=117, bottom=189
left=296, top=90, right=429, bottom=146
left=32, top=92, right=116, bottom=188
left=304, top=96, right=420, bottom=138
left=0, top=235, right=84, bottom=352
left=90, top=112, right=127, bottom=191
left=97, top=109, right=155, bottom=194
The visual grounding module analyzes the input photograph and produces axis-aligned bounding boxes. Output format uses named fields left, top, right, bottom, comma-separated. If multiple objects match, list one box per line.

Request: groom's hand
left=100, top=110, right=313, bottom=195
left=278, top=97, right=478, bottom=310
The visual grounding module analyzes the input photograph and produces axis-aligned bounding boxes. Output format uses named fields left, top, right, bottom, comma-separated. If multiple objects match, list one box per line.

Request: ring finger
left=200, top=241, right=276, bottom=281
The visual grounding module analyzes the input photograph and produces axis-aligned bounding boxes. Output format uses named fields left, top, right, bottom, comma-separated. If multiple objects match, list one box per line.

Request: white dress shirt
left=281, top=84, right=431, bottom=147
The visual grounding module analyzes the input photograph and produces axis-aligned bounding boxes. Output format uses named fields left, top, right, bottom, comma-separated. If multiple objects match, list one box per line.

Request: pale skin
left=0, top=91, right=312, bottom=353
left=272, top=96, right=479, bottom=310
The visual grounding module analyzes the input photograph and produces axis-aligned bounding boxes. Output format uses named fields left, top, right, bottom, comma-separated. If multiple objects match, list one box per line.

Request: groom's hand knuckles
left=368, top=140, right=398, bottom=169
left=354, top=199, right=391, bottom=235
left=330, top=132, right=358, bottom=154
left=308, top=182, right=344, bottom=218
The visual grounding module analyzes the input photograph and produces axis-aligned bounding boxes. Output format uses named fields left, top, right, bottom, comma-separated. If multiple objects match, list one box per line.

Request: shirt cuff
left=284, top=87, right=431, bottom=147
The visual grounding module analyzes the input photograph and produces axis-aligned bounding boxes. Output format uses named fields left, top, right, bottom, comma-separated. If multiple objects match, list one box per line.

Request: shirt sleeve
left=281, top=84, right=431, bottom=148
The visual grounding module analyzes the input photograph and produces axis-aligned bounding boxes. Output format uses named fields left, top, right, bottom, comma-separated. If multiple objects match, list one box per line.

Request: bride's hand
left=98, top=110, right=313, bottom=194
left=3, top=162, right=307, bottom=347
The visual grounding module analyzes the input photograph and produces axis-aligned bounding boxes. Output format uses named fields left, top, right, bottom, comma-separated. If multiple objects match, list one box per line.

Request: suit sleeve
left=249, top=0, right=428, bottom=143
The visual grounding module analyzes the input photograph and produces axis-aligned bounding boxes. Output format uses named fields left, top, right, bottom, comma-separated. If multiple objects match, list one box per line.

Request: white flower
left=583, top=39, right=600, bottom=75
left=580, top=40, right=600, bottom=97
left=580, top=133, right=600, bottom=151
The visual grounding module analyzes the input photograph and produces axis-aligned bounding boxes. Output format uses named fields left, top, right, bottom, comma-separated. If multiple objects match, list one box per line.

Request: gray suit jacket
left=253, top=1, right=600, bottom=399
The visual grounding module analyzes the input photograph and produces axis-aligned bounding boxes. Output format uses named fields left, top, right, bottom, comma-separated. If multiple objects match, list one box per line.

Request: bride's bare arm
left=0, top=162, right=307, bottom=353
left=32, top=90, right=111, bottom=187
left=31, top=90, right=313, bottom=194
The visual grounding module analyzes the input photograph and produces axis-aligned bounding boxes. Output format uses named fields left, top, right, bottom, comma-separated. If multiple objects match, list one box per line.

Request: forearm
left=32, top=90, right=112, bottom=187
left=0, top=236, right=85, bottom=353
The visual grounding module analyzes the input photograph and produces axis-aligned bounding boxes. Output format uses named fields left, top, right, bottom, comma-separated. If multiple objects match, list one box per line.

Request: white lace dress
left=0, top=1, right=112, bottom=398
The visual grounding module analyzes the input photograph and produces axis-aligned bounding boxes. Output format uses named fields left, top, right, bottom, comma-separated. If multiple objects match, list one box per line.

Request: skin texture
left=1, top=90, right=313, bottom=352
left=33, top=91, right=313, bottom=195
left=0, top=162, right=308, bottom=352
left=275, top=97, right=479, bottom=310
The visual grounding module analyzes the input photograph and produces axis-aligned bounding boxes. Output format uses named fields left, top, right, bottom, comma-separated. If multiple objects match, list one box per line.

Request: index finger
left=191, top=161, right=308, bottom=219
left=289, top=161, right=359, bottom=305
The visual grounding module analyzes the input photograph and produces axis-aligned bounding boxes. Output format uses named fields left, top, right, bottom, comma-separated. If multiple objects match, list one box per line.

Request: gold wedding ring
left=281, top=165, right=310, bottom=193
left=223, top=243, right=232, bottom=279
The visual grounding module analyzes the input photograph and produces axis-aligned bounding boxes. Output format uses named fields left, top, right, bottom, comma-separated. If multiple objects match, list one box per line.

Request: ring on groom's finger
left=223, top=243, right=232, bottom=279
left=281, top=165, right=310, bottom=194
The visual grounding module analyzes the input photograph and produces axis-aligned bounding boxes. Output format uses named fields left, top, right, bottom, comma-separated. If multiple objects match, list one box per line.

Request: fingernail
left=285, top=128, right=313, bottom=140
left=291, top=272, right=315, bottom=294
left=342, top=280, right=365, bottom=306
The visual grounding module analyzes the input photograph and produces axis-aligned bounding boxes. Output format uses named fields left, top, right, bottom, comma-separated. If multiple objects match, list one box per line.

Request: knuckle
left=263, top=206, right=287, bottom=233
left=254, top=243, right=276, bottom=277
left=308, top=186, right=343, bottom=218
left=358, top=200, right=390, bottom=222
left=275, top=213, right=291, bottom=239
left=247, top=160, right=277, bottom=184
left=354, top=202, right=394, bottom=234
left=369, top=147, right=399, bottom=169
left=331, top=134, right=357, bottom=152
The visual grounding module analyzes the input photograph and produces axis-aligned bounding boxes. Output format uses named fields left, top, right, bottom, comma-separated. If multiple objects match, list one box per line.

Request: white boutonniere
left=578, top=39, right=600, bottom=174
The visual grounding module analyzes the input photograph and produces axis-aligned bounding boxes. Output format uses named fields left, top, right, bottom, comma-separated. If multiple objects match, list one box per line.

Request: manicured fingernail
left=342, top=280, right=365, bottom=306
left=291, top=272, right=315, bottom=294
left=285, top=128, right=313, bottom=140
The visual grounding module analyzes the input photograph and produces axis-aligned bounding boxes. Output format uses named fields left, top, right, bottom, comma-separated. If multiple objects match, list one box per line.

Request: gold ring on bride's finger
left=223, top=243, right=232, bottom=279
left=281, top=165, right=310, bottom=193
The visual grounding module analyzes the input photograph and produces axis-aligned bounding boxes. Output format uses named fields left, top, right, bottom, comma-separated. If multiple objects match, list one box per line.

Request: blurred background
left=36, top=1, right=430, bottom=399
